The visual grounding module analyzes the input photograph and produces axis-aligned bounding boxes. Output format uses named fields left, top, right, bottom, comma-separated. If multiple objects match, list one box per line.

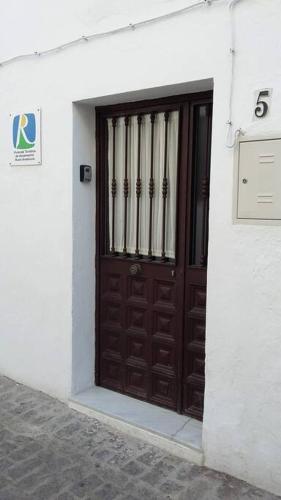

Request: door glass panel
left=190, top=104, right=212, bottom=266
left=107, top=111, right=179, bottom=259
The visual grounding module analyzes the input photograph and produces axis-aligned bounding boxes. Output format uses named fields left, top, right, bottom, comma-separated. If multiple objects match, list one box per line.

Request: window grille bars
left=108, top=111, right=178, bottom=260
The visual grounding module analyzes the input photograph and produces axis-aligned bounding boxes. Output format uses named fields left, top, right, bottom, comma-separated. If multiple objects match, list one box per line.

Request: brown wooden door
left=95, top=93, right=212, bottom=419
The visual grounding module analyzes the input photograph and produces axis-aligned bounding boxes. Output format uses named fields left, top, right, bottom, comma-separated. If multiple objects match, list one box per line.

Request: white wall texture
left=0, top=0, right=281, bottom=495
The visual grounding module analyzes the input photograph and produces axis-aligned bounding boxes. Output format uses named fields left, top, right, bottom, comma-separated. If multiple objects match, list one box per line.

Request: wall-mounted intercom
left=80, top=165, right=92, bottom=183
left=234, top=135, right=281, bottom=224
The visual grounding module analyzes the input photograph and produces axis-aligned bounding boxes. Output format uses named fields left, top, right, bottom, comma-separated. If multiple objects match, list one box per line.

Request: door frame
left=95, top=90, right=213, bottom=414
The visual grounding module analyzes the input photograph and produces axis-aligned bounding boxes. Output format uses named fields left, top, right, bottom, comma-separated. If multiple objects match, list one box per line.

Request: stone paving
left=0, top=376, right=279, bottom=500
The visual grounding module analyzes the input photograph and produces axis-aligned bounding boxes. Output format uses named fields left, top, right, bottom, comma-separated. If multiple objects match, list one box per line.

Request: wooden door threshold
left=69, top=386, right=203, bottom=465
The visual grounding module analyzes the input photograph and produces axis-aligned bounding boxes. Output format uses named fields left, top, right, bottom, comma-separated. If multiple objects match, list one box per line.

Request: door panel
left=96, top=93, right=212, bottom=419
left=100, top=257, right=180, bottom=410
left=182, top=102, right=212, bottom=420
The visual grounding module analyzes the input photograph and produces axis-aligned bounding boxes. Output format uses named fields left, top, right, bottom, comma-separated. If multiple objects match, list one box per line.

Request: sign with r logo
left=10, top=109, right=41, bottom=166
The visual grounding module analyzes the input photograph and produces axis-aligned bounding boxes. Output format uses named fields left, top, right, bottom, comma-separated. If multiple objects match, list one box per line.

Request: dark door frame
left=95, top=90, right=213, bottom=418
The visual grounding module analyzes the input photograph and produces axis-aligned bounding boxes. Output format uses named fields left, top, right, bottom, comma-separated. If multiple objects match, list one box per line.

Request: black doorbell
left=80, top=165, right=92, bottom=183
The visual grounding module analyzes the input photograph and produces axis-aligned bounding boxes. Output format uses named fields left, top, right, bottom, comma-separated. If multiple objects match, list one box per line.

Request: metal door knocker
left=129, top=264, right=142, bottom=276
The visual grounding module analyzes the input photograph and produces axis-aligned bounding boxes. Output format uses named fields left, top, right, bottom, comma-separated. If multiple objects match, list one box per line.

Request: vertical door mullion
left=161, top=111, right=169, bottom=261
left=135, top=115, right=142, bottom=257
left=148, top=113, right=155, bottom=259
left=111, top=117, right=117, bottom=254
left=123, top=116, right=129, bottom=256
left=175, top=103, right=190, bottom=413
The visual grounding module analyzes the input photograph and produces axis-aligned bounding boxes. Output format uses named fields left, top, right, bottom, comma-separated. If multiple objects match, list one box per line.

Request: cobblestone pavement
left=0, top=376, right=279, bottom=500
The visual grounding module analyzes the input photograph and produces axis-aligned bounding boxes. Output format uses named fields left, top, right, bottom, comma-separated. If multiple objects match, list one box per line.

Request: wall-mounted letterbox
left=235, top=136, right=281, bottom=222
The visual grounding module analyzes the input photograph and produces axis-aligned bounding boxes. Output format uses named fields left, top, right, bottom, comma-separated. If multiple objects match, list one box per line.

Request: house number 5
left=255, top=90, right=270, bottom=118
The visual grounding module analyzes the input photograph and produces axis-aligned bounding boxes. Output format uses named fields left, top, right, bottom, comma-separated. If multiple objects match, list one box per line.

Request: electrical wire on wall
left=226, top=0, right=245, bottom=148
left=0, top=0, right=220, bottom=68
left=0, top=0, right=246, bottom=149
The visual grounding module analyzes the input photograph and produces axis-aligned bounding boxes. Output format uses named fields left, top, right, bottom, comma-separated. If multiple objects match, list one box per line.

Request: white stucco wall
left=0, top=0, right=281, bottom=495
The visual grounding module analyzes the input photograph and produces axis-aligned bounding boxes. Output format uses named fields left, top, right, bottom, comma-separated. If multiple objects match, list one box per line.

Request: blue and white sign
left=10, top=108, right=41, bottom=166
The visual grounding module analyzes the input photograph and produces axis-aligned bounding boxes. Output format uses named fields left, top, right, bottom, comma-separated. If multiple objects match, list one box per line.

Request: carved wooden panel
left=127, top=306, right=148, bottom=334
left=126, top=365, right=147, bottom=398
left=184, top=386, right=204, bottom=418
left=128, top=277, right=148, bottom=302
left=100, top=357, right=122, bottom=391
left=187, top=317, right=205, bottom=348
left=191, top=286, right=206, bottom=310
left=101, top=329, right=122, bottom=358
left=126, top=334, right=147, bottom=365
left=102, top=273, right=122, bottom=299
left=152, top=340, right=176, bottom=372
left=192, top=355, right=205, bottom=378
left=151, top=373, right=177, bottom=409
left=154, top=280, right=175, bottom=307
left=153, top=311, right=176, bottom=340
left=101, top=302, right=121, bottom=328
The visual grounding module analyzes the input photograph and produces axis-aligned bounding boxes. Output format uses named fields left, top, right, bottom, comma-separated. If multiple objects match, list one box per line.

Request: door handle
left=171, top=269, right=176, bottom=278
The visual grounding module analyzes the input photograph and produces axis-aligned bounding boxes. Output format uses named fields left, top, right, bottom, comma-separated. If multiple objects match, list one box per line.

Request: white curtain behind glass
left=108, top=111, right=179, bottom=258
